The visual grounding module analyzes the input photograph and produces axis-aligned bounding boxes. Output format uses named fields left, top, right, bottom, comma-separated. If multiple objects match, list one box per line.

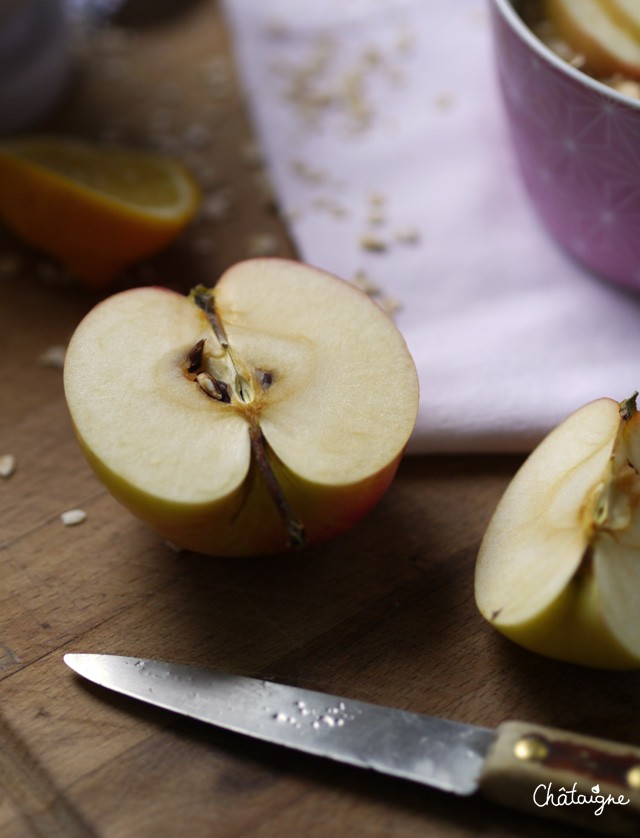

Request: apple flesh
left=63, top=258, right=419, bottom=556
left=475, top=393, right=640, bottom=669
left=608, top=0, right=640, bottom=41
left=545, top=0, right=640, bottom=79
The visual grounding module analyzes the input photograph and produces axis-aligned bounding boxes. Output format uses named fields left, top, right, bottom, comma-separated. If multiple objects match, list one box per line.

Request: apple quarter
left=475, top=395, right=640, bottom=669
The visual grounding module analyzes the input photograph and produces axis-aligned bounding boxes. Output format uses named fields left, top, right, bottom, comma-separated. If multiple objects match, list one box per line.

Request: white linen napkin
left=221, top=0, right=640, bottom=454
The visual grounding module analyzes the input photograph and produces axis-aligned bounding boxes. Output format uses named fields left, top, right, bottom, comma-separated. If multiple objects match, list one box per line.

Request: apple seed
left=196, top=372, right=231, bottom=403
left=256, top=369, right=273, bottom=390
left=187, top=338, right=206, bottom=373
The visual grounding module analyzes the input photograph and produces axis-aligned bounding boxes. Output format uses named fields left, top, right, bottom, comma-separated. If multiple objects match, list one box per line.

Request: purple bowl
left=489, top=0, right=640, bottom=292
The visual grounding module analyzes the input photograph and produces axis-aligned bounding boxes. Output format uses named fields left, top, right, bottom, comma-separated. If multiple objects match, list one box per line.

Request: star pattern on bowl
left=492, top=4, right=640, bottom=291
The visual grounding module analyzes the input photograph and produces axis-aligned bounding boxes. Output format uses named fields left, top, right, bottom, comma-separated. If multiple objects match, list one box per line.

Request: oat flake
left=0, top=455, right=16, bottom=478
left=61, top=509, right=86, bottom=527
left=38, top=345, right=66, bottom=369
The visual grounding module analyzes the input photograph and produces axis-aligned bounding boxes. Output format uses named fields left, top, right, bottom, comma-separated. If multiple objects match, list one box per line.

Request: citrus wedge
left=0, top=135, right=201, bottom=288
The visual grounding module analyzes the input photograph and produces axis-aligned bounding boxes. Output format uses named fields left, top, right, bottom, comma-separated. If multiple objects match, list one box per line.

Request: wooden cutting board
left=1, top=2, right=639, bottom=835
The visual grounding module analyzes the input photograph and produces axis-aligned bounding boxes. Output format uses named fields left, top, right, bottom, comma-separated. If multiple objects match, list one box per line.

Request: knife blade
left=64, top=654, right=640, bottom=834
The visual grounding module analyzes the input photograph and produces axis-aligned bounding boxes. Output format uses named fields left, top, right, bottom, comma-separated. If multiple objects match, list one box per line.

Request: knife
left=64, top=654, right=640, bottom=834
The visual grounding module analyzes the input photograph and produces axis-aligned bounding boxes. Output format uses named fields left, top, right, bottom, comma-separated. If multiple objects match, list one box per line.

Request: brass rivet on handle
left=627, top=766, right=640, bottom=789
left=514, top=735, right=549, bottom=763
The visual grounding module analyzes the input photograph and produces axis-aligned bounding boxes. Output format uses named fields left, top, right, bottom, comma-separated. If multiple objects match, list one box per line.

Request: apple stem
left=248, top=421, right=307, bottom=550
left=191, top=286, right=229, bottom=349
left=619, top=391, right=639, bottom=421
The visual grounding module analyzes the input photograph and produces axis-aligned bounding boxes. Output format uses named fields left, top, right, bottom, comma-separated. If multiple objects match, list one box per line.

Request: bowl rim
left=491, top=0, right=640, bottom=112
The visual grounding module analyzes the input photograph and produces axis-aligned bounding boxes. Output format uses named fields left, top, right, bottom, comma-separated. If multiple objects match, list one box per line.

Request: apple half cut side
left=475, top=393, right=640, bottom=670
left=63, top=258, right=419, bottom=557
left=545, top=0, right=640, bottom=79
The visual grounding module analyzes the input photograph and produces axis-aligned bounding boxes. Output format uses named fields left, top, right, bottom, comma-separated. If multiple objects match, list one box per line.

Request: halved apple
left=545, top=0, right=640, bottom=79
left=63, top=258, right=419, bottom=556
left=475, top=394, right=640, bottom=669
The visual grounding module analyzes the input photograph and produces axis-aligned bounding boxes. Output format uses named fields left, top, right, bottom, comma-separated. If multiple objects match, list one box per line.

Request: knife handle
left=478, top=721, right=640, bottom=835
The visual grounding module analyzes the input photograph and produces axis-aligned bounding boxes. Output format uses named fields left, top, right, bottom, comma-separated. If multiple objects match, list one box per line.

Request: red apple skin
left=545, top=0, right=640, bottom=79
left=72, top=428, right=403, bottom=556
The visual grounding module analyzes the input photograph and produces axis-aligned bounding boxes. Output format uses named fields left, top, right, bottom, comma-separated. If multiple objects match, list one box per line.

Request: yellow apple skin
left=491, top=563, right=640, bottom=671
left=72, top=428, right=402, bottom=556
left=545, top=0, right=640, bottom=80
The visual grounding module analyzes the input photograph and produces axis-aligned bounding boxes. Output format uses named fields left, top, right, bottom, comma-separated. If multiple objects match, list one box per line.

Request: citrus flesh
left=0, top=135, right=201, bottom=287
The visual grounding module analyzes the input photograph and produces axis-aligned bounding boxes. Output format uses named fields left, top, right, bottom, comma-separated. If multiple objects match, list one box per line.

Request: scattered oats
left=548, top=38, right=579, bottom=63
left=0, top=455, right=16, bottom=479
left=196, top=165, right=222, bottom=190
left=165, top=540, right=184, bottom=553
left=343, top=69, right=373, bottom=130
left=568, top=53, right=587, bottom=70
left=609, top=77, right=640, bottom=99
left=363, top=47, right=383, bottom=67
left=246, top=233, right=279, bottom=258
left=183, top=123, right=211, bottom=150
left=254, top=171, right=278, bottom=211
left=537, top=28, right=585, bottom=67
left=61, top=508, right=86, bottom=527
left=395, top=226, right=421, bottom=244
left=241, top=139, right=264, bottom=168
left=359, top=233, right=387, bottom=253
left=200, top=190, right=232, bottom=222
left=38, top=345, right=66, bottom=369
left=379, top=296, right=402, bottom=316
left=312, top=197, right=347, bottom=218
left=0, top=253, right=21, bottom=278
left=291, top=159, right=327, bottom=184
left=265, top=19, right=289, bottom=39
left=367, top=210, right=386, bottom=225
left=283, top=208, right=303, bottom=224
left=202, top=57, right=231, bottom=97
left=396, top=28, right=416, bottom=53
left=434, top=92, right=454, bottom=110
left=193, top=237, right=214, bottom=255
left=368, top=192, right=387, bottom=207
left=385, top=66, right=406, bottom=87
left=353, top=270, right=381, bottom=296
left=533, top=20, right=555, bottom=40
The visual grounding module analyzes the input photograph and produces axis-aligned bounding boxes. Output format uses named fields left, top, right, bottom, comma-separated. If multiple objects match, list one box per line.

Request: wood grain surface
left=1, top=2, right=639, bottom=836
